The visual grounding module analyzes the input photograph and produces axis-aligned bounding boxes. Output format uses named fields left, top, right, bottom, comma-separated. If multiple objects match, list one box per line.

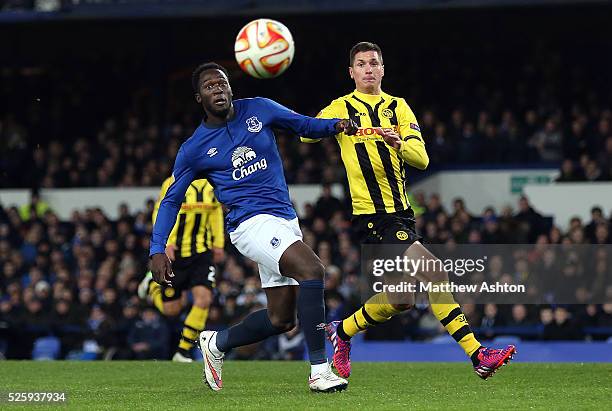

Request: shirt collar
left=352, top=89, right=385, bottom=105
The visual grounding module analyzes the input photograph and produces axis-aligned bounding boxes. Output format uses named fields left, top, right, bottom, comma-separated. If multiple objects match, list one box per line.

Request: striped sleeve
left=397, top=99, right=429, bottom=170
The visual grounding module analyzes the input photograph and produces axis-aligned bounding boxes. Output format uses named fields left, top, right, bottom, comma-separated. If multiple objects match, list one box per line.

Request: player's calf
left=268, top=312, right=296, bottom=333
left=279, top=242, right=332, bottom=380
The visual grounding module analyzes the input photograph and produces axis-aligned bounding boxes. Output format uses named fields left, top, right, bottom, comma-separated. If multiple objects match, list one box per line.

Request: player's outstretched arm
left=300, top=100, right=343, bottom=143
left=261, top=97, right=357, bottom=138
left=150, top=146, right=196, bottom=285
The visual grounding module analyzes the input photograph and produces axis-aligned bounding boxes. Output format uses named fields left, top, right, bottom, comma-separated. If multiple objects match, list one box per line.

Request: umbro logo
left=207, top=147, right=218, bottom=157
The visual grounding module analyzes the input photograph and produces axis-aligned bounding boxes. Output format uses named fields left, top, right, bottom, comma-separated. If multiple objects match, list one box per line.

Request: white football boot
left=308, top=362, right=348, bottom=393
left=172, top=351, right=193, bottom=363
left=198, top=330, right=224, bottom=391
left=137, top=272, right=153, bottom=300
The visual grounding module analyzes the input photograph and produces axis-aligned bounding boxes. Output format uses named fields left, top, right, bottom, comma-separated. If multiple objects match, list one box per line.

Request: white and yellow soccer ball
left=234, top=18, right=295, bottom=79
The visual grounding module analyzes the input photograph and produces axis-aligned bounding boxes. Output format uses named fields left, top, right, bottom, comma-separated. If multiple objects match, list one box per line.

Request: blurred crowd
left=1, top=189, right=611, bottom=360
left=2, top=106, right=612, bottom=189
left=2, top=17, right=612, bottom=188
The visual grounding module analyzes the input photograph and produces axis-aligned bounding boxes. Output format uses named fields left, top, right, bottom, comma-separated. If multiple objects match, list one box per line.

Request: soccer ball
left=234, top=18, right=295, bottom=79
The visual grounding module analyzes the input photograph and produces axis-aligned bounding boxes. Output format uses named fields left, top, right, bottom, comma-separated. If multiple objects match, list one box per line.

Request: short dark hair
left=192, top=62, right=229, bottom=93
left=349, top=42, right=383, bottom=66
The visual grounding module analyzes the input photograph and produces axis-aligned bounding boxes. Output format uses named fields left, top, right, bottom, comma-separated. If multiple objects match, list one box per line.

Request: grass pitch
left=0, top=361, right=610, bottom=410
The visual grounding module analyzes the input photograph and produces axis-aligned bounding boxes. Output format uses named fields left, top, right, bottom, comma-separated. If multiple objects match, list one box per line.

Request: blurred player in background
left=150, top=62, right=358, bottom=392
left=139, top=177, right=224, bottom=362
left=303, top=42, right=516, bottom=379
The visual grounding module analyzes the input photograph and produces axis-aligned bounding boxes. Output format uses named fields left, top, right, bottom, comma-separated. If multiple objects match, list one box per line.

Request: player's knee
left=301, top=260, right=325, bottom=281
left=392, top=303, right=413, bottom=312
left=163, top=303, right=182, bottom=317
left=268, top=313, right=296, bottom=332
left=193, top=296, right=210, bottom=308
left=192, top=287, right=212, bottom=308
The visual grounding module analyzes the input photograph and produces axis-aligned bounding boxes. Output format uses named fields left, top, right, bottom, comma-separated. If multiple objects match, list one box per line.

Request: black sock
left=215, top=309, right=284, bottom=352
left=297, top=279, right=327, bottom=365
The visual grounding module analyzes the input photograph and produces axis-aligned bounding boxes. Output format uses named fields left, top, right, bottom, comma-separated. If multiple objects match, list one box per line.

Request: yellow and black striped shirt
left=302, top=89, right=429, bottom=215
left=152, top=177, right=224, bottom=259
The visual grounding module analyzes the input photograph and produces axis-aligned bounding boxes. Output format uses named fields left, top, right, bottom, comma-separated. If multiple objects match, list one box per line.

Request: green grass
left=0, top=361, right=610, bottom=410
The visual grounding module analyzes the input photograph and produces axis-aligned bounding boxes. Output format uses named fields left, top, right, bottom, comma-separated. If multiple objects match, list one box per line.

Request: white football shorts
left=229, top=214, right=302, bottom=288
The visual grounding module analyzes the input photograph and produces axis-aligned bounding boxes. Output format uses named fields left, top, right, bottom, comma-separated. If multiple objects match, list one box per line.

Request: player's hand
left=150, top=253, right=174, bottom=285
left=165, top=244, right=177, bottom=261
left=376, top=128, right=402, bottom=150
left=212, top=247, right=226, bottom=264
left=335, top=119, right=358, bottom=135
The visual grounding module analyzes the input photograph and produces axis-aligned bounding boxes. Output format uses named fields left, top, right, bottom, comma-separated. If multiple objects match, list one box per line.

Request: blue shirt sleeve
left=261, top=98, right=339, bottom=138
left=149, top=146, right=196, bottom=256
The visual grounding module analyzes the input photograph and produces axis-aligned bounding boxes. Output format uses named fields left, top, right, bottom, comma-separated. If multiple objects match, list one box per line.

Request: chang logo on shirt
left=231, top=146, right=267, bottom=181
left=246, top=116, right=263, bottom=132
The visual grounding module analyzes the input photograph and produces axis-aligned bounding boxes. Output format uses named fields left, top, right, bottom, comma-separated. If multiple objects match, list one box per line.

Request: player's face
left=349, top=50, right=384, bottom=94
left=196, top=69, right=233, bottom=117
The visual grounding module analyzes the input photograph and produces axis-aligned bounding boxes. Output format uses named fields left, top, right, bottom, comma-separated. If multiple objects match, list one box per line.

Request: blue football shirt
left=150, top=97, right=339, bottom=256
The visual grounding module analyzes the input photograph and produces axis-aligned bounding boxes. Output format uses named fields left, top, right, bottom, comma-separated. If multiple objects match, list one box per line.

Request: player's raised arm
left=261, top=97, right=357, bottom=138
left=150, top=146, right=196, bottom=284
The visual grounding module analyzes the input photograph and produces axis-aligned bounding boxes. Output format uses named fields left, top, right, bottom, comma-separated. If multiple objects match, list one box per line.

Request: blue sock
left=216, top=309, right=284, bottom=352
left=297, top=279, right=327, bottom=365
